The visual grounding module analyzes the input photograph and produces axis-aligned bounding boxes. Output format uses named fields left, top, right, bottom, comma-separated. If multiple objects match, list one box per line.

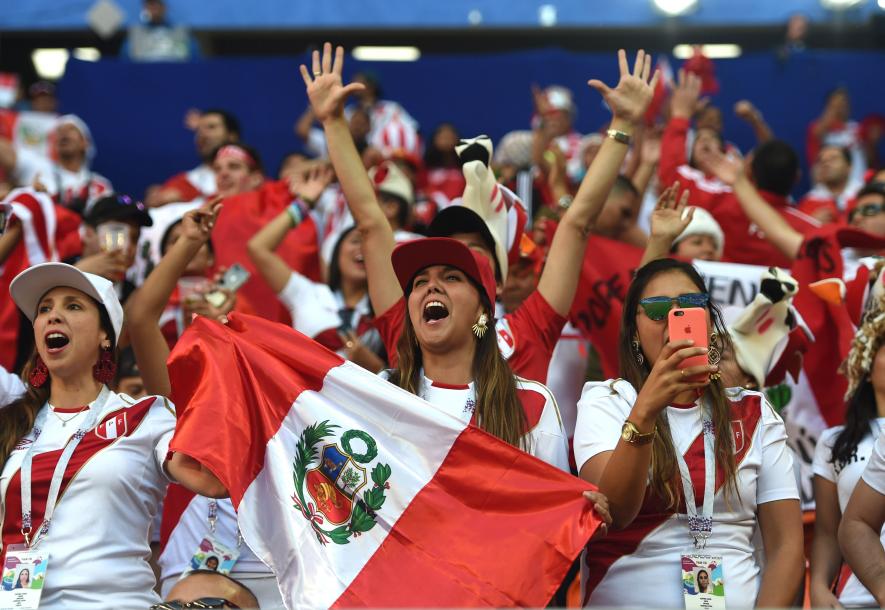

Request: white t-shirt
left=389, top=372, right=570, bottom=472
left=862, top=424, right=885, bottom=496
left=0, top=367, right=25, bottom=408
left=574, top=380, right=799, bottom=608
left=157, top=495, right=270, bottom=593
left=545, top=322, right=590, bottom=439
left=0, top=391, right=174, bottom=609
left=14, top=148, right=112, bottom=211
left=813, top=419, right=885, bottom=608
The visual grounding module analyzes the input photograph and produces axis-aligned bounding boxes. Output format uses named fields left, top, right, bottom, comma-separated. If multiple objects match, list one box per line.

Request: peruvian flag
left=0, top=188, right=80, bottom=369
left=790, top=227, right=885, bottom=427
left=168, top=314, right=600, bottom=609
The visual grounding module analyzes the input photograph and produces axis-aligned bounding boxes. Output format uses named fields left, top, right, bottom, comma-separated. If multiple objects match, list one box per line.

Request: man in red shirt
left=798, top=145, right=862, bottom=223
left=659, top=70, right=819, bottom=268
left=147, top=109, right=241, bottom=206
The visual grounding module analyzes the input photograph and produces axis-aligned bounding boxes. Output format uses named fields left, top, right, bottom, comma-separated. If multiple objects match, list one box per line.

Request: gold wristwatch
left=621, top=420, right=656, bottom=445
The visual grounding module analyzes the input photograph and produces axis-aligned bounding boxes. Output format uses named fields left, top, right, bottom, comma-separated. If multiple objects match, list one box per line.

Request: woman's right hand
left=299, top=43, right=366, bottom=124
left=181, top=198, right=222, bottom=243
left=633, top=339, right=717, bottom=418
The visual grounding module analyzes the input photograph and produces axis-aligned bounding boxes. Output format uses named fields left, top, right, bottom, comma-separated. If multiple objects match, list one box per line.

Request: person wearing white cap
left=0, top=262, right=221, bottom=609
left=11, top=115, right=113, bottom=214
left=641, top=183, right=724, bottom=266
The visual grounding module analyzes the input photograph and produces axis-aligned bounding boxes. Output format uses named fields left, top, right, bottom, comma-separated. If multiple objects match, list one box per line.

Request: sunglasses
left=638, top=292, right=709, bottom=321
left=852, top=202, right=885, bottom=219
left=150, top=599, right=239, bottom=609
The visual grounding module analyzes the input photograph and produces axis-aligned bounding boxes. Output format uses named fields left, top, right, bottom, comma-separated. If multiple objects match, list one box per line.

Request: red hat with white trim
left=391, top=237, right=497, bottom=308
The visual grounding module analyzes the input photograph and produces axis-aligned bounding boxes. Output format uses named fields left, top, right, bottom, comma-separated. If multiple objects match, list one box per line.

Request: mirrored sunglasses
left=853, top=202, right=885, bottom=218
left=638, top=292, right=709, bottom=321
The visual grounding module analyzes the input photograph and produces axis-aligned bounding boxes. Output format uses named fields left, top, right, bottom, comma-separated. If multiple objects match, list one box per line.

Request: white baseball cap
left=674, top=207, right=725, bottom=258
left=10, top=262, right=124, bottom=346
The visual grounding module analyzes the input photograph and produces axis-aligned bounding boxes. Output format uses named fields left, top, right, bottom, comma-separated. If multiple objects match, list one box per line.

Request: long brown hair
left=619, top=258, right=739, bottom=510
left=389, top=293, right=528, bottom=450
left=0, top=296, right=116, bottom=470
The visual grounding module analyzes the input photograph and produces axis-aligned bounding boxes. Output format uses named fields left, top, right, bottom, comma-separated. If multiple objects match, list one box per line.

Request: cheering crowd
left=0, top=40, right=883, bottom=609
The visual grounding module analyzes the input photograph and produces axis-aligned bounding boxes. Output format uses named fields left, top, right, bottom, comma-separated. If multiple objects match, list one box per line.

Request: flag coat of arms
left=168, top=313, right=601, bottom=609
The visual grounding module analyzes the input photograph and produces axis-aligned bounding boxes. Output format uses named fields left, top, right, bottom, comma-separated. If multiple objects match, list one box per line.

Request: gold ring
left=346, top=341, right=354, bottom=349
left=681, top=369, right=687, bottom=377
left=313, top=71, right=322, bottom=77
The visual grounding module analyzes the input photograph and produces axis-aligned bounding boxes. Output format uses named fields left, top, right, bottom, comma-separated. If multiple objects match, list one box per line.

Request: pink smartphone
left=667, top=307, right=709, bottom=380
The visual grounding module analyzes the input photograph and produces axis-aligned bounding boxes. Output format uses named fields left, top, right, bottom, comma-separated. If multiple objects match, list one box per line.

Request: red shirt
left=374, top=290, right=566, bottom=384
left=660, top=116, right=820, bottom=268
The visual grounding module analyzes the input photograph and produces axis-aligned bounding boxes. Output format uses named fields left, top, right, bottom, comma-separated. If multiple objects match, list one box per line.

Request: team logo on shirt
left=94, top=413, right=128, bottom=440
left=730, top=420, right=745, bottom=453
left=496, top=319, right=516, bottom=360
left=292, top=421, right=391, bottom=545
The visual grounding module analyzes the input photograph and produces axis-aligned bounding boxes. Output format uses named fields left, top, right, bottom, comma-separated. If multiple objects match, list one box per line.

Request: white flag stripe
left=238, top=361, right=470, bottom=610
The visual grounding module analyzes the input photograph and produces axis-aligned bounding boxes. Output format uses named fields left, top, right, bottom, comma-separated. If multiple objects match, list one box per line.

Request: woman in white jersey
left=810, top=303, right=885, bottom=608
left=574, top=257, right=804, bottom=608
left=126, top=202, right=287, bottom=608
left=0, top=262, right=221, bottom=609
left=385, top=235, right=574, bottom=469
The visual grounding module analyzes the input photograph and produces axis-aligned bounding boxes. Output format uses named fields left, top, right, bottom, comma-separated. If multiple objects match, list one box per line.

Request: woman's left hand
left=584, top=490, right=612, bottom=540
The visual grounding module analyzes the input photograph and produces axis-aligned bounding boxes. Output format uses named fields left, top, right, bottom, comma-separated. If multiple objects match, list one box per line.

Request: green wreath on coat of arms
left=292, top=421, right=391, bottom=545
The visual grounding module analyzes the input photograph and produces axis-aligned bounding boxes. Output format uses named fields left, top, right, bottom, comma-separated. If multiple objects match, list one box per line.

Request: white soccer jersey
left=813, top=420, right=885, bottom=608
left=0, top=366, right=25, bottom=408
left=410, top=373, right=570, bottom=472
left=0, top=391, right=174, bottom=609
left=574, top=380, right=799, bottom=608
left=862, top=424, right=885, bottom=496
left=545, top=322, right=590, bottom=439
left=157, top=495, right=278, bottom=603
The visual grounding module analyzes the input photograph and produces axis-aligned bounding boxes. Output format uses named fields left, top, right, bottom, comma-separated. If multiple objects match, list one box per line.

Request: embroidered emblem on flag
left=292, top=421, right=391, bottom=545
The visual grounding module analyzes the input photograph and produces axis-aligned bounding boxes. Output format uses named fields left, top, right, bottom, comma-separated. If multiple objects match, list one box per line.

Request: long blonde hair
left=619, top=259, right=739, bottom=510
left=388, top=300, right=529, bottom=450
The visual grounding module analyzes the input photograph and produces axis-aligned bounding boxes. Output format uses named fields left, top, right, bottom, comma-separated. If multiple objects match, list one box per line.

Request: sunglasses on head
left=150, top=599, right=239, bottom=609
left=638, top=292, right=709, bottom=321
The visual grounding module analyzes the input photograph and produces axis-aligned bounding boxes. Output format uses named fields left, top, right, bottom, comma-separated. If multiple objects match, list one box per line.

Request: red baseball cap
left=391, top=237, right=497, bottom=307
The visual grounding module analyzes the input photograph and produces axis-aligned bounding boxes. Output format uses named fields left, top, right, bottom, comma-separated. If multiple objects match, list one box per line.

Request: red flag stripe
left=334, top=425, right=599, bottom=608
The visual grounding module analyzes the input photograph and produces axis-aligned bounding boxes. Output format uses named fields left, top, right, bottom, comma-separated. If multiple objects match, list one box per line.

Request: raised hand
left=697, top=147, right=743, bottom=186
left=649, top=182, right=693, bottom=242
left=181, top=197, right=222, bottom=243
left=299, top=43, right=366, bottom=123
left=288, top=162, right=334, bottom=205
left=734, top=100, right=759, bottom=122
left=588, top=49, right=659, bottom=126
left=670, top=69, right=702, bottom=120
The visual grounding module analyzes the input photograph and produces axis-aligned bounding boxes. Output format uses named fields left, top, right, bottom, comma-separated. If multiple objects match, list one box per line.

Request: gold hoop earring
left=472, top=313, right=489, bottom=339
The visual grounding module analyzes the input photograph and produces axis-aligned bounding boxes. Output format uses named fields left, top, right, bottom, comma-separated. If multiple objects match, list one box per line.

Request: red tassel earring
left=29, top=357, right=49, bottom=388
left=93, top=345, right=116, bottom=385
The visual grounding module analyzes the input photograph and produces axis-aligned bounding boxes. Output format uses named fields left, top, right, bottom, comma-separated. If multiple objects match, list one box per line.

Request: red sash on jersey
left=582, top=394, right=763, bottom=604
left=1, top=397, right=157, bottom=550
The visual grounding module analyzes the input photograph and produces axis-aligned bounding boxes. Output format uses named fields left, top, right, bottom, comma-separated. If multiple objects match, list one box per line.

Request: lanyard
left=207, top=499, right=243, bottom=548
left=20, top=386, right=110, bottom=548
left=671, top=403, right=716, bottom=549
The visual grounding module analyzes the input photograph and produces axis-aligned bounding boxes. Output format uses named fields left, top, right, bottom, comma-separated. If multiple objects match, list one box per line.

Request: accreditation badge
left=681, top=553, right=726, bottom=610
left=181, top=535, right=240, bottom=578
left=0, top=546, right=48, bottom=610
